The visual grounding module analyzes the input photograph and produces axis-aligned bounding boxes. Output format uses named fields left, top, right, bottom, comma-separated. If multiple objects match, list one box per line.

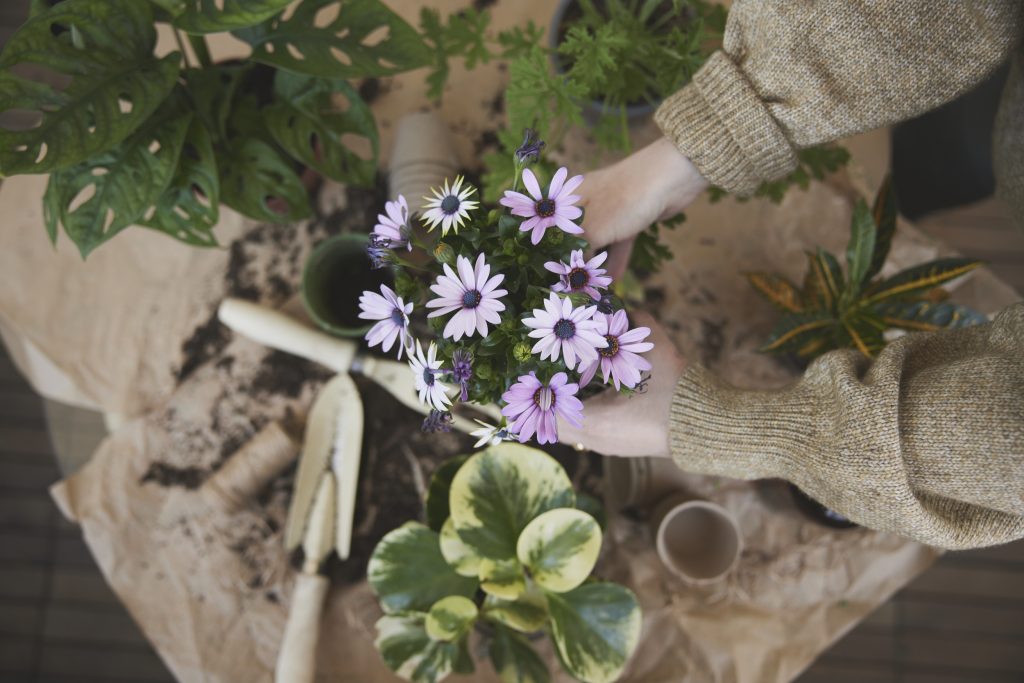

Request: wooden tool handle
left=275, top=572, right=329, bottom=683
left=218, top=298, right=356, bottom=373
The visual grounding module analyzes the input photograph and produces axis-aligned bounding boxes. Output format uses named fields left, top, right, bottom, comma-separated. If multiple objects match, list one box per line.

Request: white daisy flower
left=469, top=419, right=513, bottom=448
left=409, top=340, right=452, bottom=411
left=421, top=175, right=479, bottom=236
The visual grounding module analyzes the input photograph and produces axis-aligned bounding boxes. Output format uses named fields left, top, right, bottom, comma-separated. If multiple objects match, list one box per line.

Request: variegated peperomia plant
left=368, top=444, right=641, bottom=683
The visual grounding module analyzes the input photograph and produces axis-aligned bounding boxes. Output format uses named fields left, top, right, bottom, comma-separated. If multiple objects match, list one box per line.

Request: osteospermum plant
left=358, top=130, right=654, bottom=445
left=368, top=444, right=642, bottom=683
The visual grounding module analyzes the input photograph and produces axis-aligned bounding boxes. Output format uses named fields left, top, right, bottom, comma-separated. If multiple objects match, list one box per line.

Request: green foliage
left=629, top=213, right=683, bottom=273
left=748, top=176, right=986, bottom=361
left=2, top=0, right=432, bottom=257
left=370, top=445, right=640, bottom=683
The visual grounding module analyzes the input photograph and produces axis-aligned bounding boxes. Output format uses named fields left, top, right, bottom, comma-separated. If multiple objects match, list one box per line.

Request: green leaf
left=426, top=455, right=469, bottom=532
left=236, top=0, right=432, bottom=79
left=845, top=200, right=876, bottom=294
left=745, top=272, right=803, bottom=313
left=171, top=0, right=290, bottom=34
left=0, top=0, right=180, bottom=175
left=546, top=583, right=641, bottom=683
left=489, top=623, right=551, bottom=683
left=448, top=443, right=575, bottom=560
left=871, top=299, right=987, bottom=332
left=840, top=314, right=885, bottom=358
left=439, top=517, right=481, bottom=578
left=217, top=136, right=311, bottom=222
left=264, top=71, right=377, bottom=186
left=185, top=65, right=248, bottom=141
left=760, top=311, right=836, bottom=356
left=480, top=557, right=526, bottom=600
left=376, top=613, right=472, bottom=683
left=863, top=258, right=981, bottom=305
left=43, top=98, right=191, bottom=257
left=141, top=116, right=219, bottom=247
left=802, top=249, right=844, bottom=312
left=368, top=522, right=478, bottom=615
left=516, top=509, right=601, bottom=594
left=426, top=596, right=478, bottom=642
left=866, top=174, right=897, bottom=283
left=574, top=492, right=606, bottom=531
left=483, top=584, right=548, bottom=634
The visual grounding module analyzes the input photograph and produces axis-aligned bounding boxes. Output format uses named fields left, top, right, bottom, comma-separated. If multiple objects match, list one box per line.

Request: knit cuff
left=667, top=364, right=815, bottom=482
left=654, top=51, right=799, bottom=197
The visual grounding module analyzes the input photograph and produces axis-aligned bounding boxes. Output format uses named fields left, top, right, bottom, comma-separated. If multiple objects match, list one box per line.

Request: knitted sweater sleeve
left=654, top=0, right=1024, bottom=195
left=668, top=303, right=1024, bottom=550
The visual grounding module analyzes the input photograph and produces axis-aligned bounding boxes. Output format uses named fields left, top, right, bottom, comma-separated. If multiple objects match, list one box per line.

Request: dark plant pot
left=788, top=483, right=858, bottom=530
left=301, top=234, right=393, bottom=338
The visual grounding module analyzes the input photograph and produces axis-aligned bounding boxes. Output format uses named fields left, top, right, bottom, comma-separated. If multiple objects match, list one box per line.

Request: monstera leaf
left=236, top=0, right=432, bottom=79
left=171, top=0, right=292, bottom=34
left=376, top=613, right=473, bottom=683
left=0, top=0, right=179, bottom=175
left=217, top=136, right=311, bottom=222
left=43, top=97, right=191, bottom=257
left=546, top=583, right=641, bottom=683
left=368, top=522, right=478, bottom=615
left=185, top=65, right=250, bottom=141
left=516, top=508, right=601, bottom=594
left=264, top=71, right=377, bottom=186
left=489, top=623, right=551, bottom=683
left=448, top=443, right=575, bottom=560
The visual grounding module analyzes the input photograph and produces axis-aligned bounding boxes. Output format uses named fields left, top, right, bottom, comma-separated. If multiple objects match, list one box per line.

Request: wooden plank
left=948, top=540, right=1024, bottom=566
left=906, top=565, right=1024, bottom=602
left=899, top=633, right=1024, bottom=674
left=38, top=644, right=174, bottom=682
left=0, top=635, right=35, bottom=675
left=820, top=631, right=897, bottom=663
left=0, top=493, right=53, bottom=530
left=50, top=567, right=121, bottom=607
left=796, top=662, right=896, bottom=683
left=0, top=566, right=47, bottom=600
left=0, top=601, right=42, bottom=637
left=899, top=599, right=1024, bottom=637
left=0, top=425, right=55, bottom=456
left=52, top=534, right=95, bottom=568
left=0, top=459, right=58, bottom=493
left=0, top=530, right=49, bottom=563
left=42, top=605, right=150, bottom=647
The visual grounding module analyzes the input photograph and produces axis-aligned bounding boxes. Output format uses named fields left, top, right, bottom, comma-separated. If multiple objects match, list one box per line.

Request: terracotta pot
left=651, top=494, right=742, bottom=585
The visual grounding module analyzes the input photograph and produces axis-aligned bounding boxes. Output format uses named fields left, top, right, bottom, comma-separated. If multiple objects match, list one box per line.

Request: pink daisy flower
left=372, top=195, right=412, bottom=251
left=499, top=167, right=583, bottom=245
left=523, top=293, right=607, bottom=370
left=358, top=284, right=413, bottom=359
left=544, top=249, right=613, bottom=300
left=426, top=253, right=508, bottom=341
left=578, top=311, right=654, bottom=390
left=501, top=371, right=583, bottom=445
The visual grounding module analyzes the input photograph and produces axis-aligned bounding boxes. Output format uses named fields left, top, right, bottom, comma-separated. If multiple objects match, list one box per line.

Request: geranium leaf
left=489, top=623, right=551, bottom=683
left=866, top=174, right=897, bottom=283
left=426, top=455, right=468, bottom=532
left=375, top=613, right=472, bottom=683
left=448, top=443, right=574, bottom=560
left=0, top=0, right=180, bottom=175
left=546, top=582, right=641, bottom=683
left=744, top=271, right=803, bottom=313
left=425, top=596, right=478, bottom=642
left=863, top=258, right=981, bottom=305
left=516, top=508, right=601, bottom=594
left=171, top=0, right=291, bottom=34
left=439, top=517, right=481, bottom=578
left=265, top=71, right=377, bottom=186
left=368, top=522, right=478, bottom=615
left=483, top=584, right=548, bottom=634
left=217, top=136, right=310, bottom=222
left=236, top=0, right=432, bottom=79
left=845, top=200, right=876, bottom=295
left=42, top=96, right=191, bottom=257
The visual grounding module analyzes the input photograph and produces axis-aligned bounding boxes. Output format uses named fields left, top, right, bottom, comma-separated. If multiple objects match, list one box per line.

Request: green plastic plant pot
left=301, top=234, right=393, bottom=338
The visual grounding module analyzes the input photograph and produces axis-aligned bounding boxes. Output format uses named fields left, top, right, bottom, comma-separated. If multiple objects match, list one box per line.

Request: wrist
left=641, top=137, right=708, bottom=220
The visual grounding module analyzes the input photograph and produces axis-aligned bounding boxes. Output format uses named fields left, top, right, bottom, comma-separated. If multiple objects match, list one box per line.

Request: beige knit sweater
left=655, top=1, right=1024, bottom=549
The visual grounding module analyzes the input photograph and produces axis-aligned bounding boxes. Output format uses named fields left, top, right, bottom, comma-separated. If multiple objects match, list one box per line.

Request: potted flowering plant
left=357, top=131, right=655, bottom=444
left=369, top=443, right=641, bottom=683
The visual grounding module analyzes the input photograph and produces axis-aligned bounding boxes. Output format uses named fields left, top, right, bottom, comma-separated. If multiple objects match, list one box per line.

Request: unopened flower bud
left=513, top=342, right=532, bottom=362
left=434, top=242, right=456, bottom=265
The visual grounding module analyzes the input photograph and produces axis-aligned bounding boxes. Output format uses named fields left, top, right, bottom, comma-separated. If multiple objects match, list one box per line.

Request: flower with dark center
left=499, top=166, right=584, bottom=245
left=422, top=176, right=479, bottom=236
left=514, top=128, right=545, bottom=165
left=372, top=195, right=412, bottom=251
left=426, top=253, right=508, bottom=341
left=501, top=371, right=583, bottom=445
left=450, top=349, right=473, bottom=401
left=578, top=311, right=654, bottom=390
left=522, top=293, right=606, bottom=370
left=545, top=249, right=613, bottom=300
left=358, top=284, right=413, bottom=359
left=469, top=419, right=513, bottom=448
left=409, top=340, right=452, bottom=411
left=422, top=409, right=454, bottom=433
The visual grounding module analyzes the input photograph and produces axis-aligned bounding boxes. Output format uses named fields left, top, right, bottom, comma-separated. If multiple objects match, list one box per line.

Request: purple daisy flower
left=578, top=311, right=654, bottom=390
left=372, top=195, right=412, bottom=251
left=426, top=254, right=508, bottom=341
left=499, top=167, right=584, bottom=245
left=523, top=293, right=607, bottom=370
left=501, top=372, right=583, bottom=445
left=358, top=284, right=413, bottom=359
left=544, top=249, right=613, bottom=300
left=449, top=348, right=473, bottom=401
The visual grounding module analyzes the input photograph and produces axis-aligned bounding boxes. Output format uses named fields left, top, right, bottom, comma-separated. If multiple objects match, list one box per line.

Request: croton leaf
left=872, top=299, right=987, bottom=332
left=368, top=522, right=478, bottom=615
left=171, top=0, right=291, bottom=34
left=744, top=271, right=804, bottom=313
left=0, top=0, right=180, bottom=175
left=141, top=116, right=219, bottom=247
left=448, top=443, right=575, bottom=560
left=480, top=558, right=526, bottom=600
left=489, top=623, right=551, bottom=683
left=426, top=455, right=469, bottom=532
left=802, top=249, right=844, bottom=313
left=425, top=596, right=478, bottom=642
left=546, top=582, right=642, bottom=683
left=483, top=584, right=548, bottom=634
left=845, top=199, right=876, bottom=295
left=863, top=257, right=981, bottom=305
left=866, top=174, right=897, bottom=283
left=264, top=71, right=378, bottom=186
left=236, top=0, right=432, bottom=80
left=760, top=311, right=835, bottom=355
left=43, top=98, right=191, bottom=257
left=516, top=508, right=601, bottom=594
left=839, top=313, right=886, bottom=358
left=376, top=613, right=473, bottom=683
left=217, top=136, right=311, bottom=222
left=439, top=517, right=481, bottom=578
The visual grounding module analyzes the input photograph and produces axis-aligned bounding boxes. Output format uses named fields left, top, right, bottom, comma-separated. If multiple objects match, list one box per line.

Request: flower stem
left=173, top=30, right=193, bottom=69
left=188, top=33, right=213, bottom=68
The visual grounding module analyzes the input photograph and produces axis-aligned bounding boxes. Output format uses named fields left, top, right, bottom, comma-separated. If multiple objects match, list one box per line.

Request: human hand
left=559, top=312, right=686, bottom=458
left=580, top=137, right=708, bottom=277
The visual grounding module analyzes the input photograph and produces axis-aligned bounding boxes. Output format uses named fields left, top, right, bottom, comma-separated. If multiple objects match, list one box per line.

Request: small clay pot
left=301, top=234, right=393, bottom=338
left=651, top=495, right=742, bottom=585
